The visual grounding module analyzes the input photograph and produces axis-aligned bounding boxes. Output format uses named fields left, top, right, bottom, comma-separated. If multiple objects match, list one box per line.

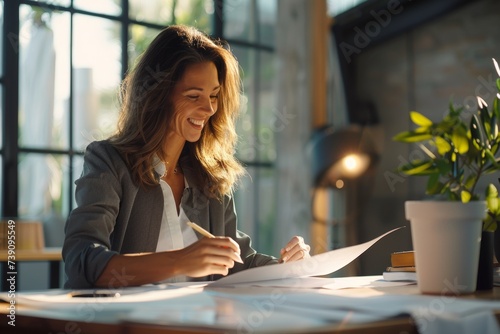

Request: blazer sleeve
left=222, top=194, right=279, bottom=274
left=62, top=141, right=123, bottom=289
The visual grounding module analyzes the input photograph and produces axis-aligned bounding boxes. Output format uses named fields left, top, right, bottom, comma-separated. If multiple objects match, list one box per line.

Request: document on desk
left=210, top=227, right=404, bottom=287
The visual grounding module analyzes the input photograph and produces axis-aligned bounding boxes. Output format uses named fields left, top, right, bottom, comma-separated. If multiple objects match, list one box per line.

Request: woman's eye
left=210, top=95, right=219, bottom=102
left=187, top=95, right=199, bottom=101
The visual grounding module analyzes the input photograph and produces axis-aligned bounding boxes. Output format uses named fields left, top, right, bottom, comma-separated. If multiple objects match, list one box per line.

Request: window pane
left=234, top=167, right=256, bottom=242
left=234, top=166, right=277, bottom=256
left=129, top=0, right=174, bottom=25
left=129, top=0, right=212, bottom=32
left=257, top=50, right=276, bottom=162
left=0, top=1, right=3, bottom=78
left=73, top=0, right=121, bottom=16
left=233, top=46, right=259, bottom=162
left=0, top=88, right=3, bottom=148
left=71, top=155, right=84, bottom=211
left=19, top=5, right=71, bottom=150
left=223, top=0, right=255, bottom=43
left=128, top=24, right=161, bottom=68
left=256, top=167, right=277, bottom=255
left=73, top=15, right=121, bottom=151
left=257, top=0, right=276, bottom=47
left=175, top=0, right=213, bottom=34
left=0, top=155, right=2, bottom=214
left=33, top=0, right=70, bottom=6
left=18, top=153, right=68, bottom=220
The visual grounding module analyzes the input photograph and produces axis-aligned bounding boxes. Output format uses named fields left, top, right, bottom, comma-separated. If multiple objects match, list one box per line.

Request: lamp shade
left=309, top=125, right=377, bottom=187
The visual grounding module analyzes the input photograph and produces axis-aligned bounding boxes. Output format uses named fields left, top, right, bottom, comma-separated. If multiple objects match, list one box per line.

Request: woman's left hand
left=279, top=236, right=311, bottom=263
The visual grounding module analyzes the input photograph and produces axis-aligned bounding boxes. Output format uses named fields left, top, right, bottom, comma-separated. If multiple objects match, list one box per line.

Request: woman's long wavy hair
left=110, top=25, right=245, bottom=198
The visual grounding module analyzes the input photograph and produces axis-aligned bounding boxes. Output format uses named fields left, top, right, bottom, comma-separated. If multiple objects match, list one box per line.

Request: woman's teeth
left=189, top=118, right=204, bottom=126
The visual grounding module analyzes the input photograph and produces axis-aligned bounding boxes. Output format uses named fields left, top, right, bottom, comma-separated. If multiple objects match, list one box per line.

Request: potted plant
left=393, top=58, right=500, bottom=294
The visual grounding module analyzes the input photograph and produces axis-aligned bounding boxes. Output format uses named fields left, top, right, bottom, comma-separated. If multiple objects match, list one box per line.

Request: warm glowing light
left=342, top=154, right=359, bottom=171
left=335, top=179, right=344, bottom=189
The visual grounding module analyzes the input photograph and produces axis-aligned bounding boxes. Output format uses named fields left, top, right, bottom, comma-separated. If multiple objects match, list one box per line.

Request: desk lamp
left=308, top=125, right=379, bottom=257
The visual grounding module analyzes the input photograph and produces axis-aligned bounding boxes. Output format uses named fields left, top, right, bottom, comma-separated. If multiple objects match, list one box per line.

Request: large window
left=2, top=0, right=277, bottom=253
left=224, top=0, right=277, bottom=255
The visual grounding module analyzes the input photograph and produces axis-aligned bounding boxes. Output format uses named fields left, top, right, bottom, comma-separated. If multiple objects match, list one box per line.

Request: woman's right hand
left=174, top=237, right=243, bottom=277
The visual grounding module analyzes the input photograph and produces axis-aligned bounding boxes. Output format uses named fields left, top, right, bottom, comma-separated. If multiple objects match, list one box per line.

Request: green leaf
left=497, top=78, right=500, bottom=92
left=486, top=184, right=499, bottom=213
left=398, top=160, right=435, bottom=175
left=493, top=96, right=500, bottom=121
left=464, top=175, right=476, bottom=190
left=451, top=131, right=469, bottom=154
left=480, top=106, right=492, bottom=140
left=470, top=114, right=484, bottom=148
left=410, top=111, right=433, bottom=127
left=461, top=190, right=472, bottom=203
left=485, top=149, right=500, bottom=167
left=494, top=58, right=500, bottom=77
left=434, top=136, right=451, bottom=155
left=426, top=173, right=443, bottom=195
left=393, top=131, right=433, bottom=143
left=435, top=158, right=452, bottom=174
left=490, top=114, right=498, bottom=140
left=483, top=216, right=497, bottom=232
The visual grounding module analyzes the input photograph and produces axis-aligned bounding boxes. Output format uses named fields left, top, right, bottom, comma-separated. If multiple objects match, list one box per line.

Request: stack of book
left=382, top=250, right=417, bottom=282
left=494, top=263, right=500, bottom=286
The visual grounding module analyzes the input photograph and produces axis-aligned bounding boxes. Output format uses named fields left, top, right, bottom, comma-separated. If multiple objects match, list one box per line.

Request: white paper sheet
left=209, top=227, right=404, bottom=287
left=1, top=286, right=213, bottom=311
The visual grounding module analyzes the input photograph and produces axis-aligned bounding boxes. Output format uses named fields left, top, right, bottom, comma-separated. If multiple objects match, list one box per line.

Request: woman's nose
left=201, top=97, right=216, bottom=115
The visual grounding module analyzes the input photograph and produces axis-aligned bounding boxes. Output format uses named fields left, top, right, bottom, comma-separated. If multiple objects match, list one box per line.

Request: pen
left=70, top=290, right=121, bottom=298
left=187, top=221, right=216, bottom=238
left=186, top=221, right=243, bottom=264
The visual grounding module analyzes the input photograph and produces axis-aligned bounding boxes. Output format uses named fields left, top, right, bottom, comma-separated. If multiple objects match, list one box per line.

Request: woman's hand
left=175, top=237, right=243, bottom=277
left=279, top=236, right=311, bottom=263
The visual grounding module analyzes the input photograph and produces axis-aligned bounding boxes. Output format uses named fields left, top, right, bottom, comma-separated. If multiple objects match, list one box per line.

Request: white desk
left=1, top=276, right=500, bottom=334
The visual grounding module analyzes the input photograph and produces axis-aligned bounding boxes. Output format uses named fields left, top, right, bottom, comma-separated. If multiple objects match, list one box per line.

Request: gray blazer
left=63, top=140, right=277, bottom=289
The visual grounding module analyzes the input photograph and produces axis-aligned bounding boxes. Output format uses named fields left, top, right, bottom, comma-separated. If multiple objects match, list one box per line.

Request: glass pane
left=129, top=0, right=212, bottom=32
left=257, top=50, right=276, bottom=162
left=18, top=153, right=69, bottom=246
left=234, top=167, right=277, bottom=256
left=257, top=0, right=276, bottom=47
left=256, top=167, right=277, bottom=256
left=0, top=1, right=3, bottom=78
left=33, top=0, right=70, bottom=6
left=175, top=0, right=213, bottom=34
left=129, top=0, right=174, bottom=25
left=234, top=167, right=256, bottom=242
left=73, top=0, right=121, bottom=16
left=233, top=46, right=257, bottom=162
left=0, top=88, right=2, bottom=148
left=73, top=14, right=121, bottom=151
left=0, top=155, right=2, bottom=214
left=223, top=0, right=255, bottom=43
left=19, top=5, right=71, bottom=150
left=18, top=153, right=68, bottom=220
left=128, top=24, right=161, bottom=69
left=71, top=155, right=84, bottom=212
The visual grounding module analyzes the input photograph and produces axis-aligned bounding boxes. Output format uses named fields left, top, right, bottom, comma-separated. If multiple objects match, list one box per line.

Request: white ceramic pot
left=405, top=200, right=486, bottom=295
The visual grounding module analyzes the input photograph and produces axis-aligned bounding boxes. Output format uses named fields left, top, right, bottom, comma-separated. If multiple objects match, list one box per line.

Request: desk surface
left=1, top=276, right=499, bottom=334
left=0, top=247, right=62, bottom=261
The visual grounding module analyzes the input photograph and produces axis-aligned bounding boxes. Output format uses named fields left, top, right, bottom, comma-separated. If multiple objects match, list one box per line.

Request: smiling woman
left=62, top=25, right=311, bottom=289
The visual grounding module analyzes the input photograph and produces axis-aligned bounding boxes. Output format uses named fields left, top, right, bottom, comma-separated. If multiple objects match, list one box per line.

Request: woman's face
left=170, top=61, right=220, bottom=142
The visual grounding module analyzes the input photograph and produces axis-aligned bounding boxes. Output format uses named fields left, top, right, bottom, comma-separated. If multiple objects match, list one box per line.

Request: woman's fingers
left=176, top=237, right=244, bottom=277
left=204, top=237, right=243, bottom=263
left=279, top=236, right=311, bottom=263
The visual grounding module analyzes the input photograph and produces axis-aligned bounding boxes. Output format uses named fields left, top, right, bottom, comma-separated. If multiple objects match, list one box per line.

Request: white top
left=153, top=158, right=198, bottom=283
